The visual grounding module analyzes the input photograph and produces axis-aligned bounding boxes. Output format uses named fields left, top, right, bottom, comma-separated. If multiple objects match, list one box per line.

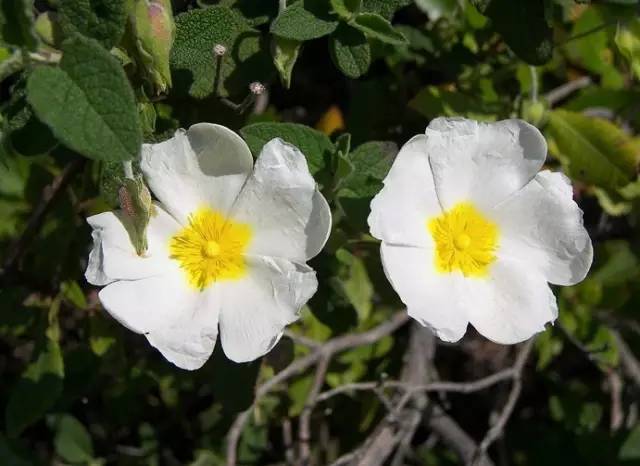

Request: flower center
left=169, top=208, right=252, bottom=290
left=427, top=202, right=499, bottom=278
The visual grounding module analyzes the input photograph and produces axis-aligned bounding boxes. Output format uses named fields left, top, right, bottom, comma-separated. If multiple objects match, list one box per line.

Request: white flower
left=368, top=118, right=593, bottom=344
left=85, top=124, right=332, bottom=369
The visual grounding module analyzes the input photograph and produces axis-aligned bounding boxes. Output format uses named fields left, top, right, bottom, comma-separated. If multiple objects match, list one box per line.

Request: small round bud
left=249, top=81, right=266, bottom=95
left=213, top=44, right=227, bottom=57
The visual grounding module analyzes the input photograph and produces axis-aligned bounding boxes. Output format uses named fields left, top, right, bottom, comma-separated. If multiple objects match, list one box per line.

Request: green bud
left=521, top=99, right=548, bottom=128
left=132, top=0, right=175, bottom=95
left=119, top=176, right=153, bottom=256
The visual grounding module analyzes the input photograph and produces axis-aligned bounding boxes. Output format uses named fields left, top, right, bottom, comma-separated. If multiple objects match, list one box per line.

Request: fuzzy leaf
left=352, top=13, right=407, bottom=45
left=270, top=0, right=339, bottom=41
left=240, top=122, right=335, bottom=175
left=330, top=23, right=371, bottom=78
left=331, top=0, right=362, bottom=19
left=58, top=0, right=127, bottom=49
left=361, top=0, right=411, bottom=19
left=273, top=36, right=301, bottom=89
left=27, top=35, right=142, bottom=162
left=547, top=110, right=639, bottom=190
left=53, top=415, right=94, bottom=464
left=339, top=140, right=396, bottom=198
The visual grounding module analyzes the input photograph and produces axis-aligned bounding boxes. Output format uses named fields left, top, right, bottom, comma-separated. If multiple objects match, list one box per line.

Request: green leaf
left=27, top=35, right=142, bottom=162
left=335, top=248, right=373, bottom=321
left=330, top=23, right=371, bottom=78
left=171, top=6, right=260, bottom=98
left=415, top=0, right=458, bottom=20
left=361, top=0, right=411, bottom=20
left=620, top=425, right=640, bottom=460
left=473, top=0, right=553, bottom=65
left=240, top=122, right=335, bottom=175
left=53, top=415, right=94, bottom=464
left=0, top=0, right=38, bottom=50
left=351, top=13, right=407, bottom=45
left=270, top=0, right=339, bottom=41
left=410, top=86, right=498, bottom=120
left=547, top=110, right=638, bottom=190
left=615, top=18, right=640, bottom=80
left=338, top=141, right=396, bottom=198
left=331, top=0, right=362, bottom=20
left=58, top=0, right=127, bottom=49
left=5, top=339, right=65, bottom=437
left=272, top=36, right=300, bottom=89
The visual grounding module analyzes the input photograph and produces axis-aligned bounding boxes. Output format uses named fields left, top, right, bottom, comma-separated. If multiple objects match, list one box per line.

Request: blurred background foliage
left=1, top=0, right=640, bottom=465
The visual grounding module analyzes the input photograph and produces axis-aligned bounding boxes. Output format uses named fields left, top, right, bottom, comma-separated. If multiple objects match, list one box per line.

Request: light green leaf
left=240, top=122, right=335, bottom=175
left=270, top=0, right=339, bottom=41
left=171, top=6, right=265, bottom=98
left=0, top=0, right=38, bottom=50
left=336, top=248, right=373, bottom=321
left=5, top=339, right=65, bottom=437
left=330, top=23, right=371, bottom=78
left=351, top=13, right=407, bottom=45
left=27, top=35, right=142, bottom=162
left=615, top=18, right=640, bottom=80
left=60, top=280, right=87, bottom=310
left=272, top=36, right=300, bottom=89
left=547, top=110, right=638, bottom=190
left=58, top=0, right=127, bottom=49
left=331, top=0, right=362, bottom=20
left=53, top=415, right=94, bottom=464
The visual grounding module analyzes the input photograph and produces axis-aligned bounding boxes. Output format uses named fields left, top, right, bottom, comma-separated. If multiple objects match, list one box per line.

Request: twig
left=544, top=76, right=592, bottom=107
left=283, top=419, right=296, bottom=466
left=472, top=339, right=535, bottom=465
left=611, top=330, right=640, bottom=388
left=284, top=330, right=320, bottom=349
left=608, top=369, right=623, bottom=432
left=0, top=159, right=84, bottom=282
left=298, top=354, right=331, bottom=465
left=225, top=313, right=410, bottom=466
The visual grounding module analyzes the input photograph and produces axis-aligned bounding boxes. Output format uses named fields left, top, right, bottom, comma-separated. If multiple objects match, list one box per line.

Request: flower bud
left=119, top=176, right=153, bottom=256
left=132, top=0, right=175, bottom=95
left=213, top=44, right=227, bottom=57
left=249, top=81, right=265, bottom=95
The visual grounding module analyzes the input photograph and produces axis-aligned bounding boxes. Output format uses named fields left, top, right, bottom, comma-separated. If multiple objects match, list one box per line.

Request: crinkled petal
left=218, top=255, right=317, bottom=363
left=465, top=258, right=558, bottom=344
left=368, top=135, right=442, bottom=247
left=492, top=170, right=593, bottom=286
left=98, top=268, right=220, bottom=370
left=426, top=118, right=547, bottom=210
left=85, top=204, right=180, bottom=286
left=231, top=138, right=331, bottom=262
left=141, top=123, right=253, bottom=224
left=380, top=242, right=469, bottom=342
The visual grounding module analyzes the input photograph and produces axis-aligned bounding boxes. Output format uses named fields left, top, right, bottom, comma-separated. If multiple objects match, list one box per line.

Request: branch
left=611, top=330, right=640, bottom=388
left=0, top=159, right=84, bottom=282
left=472, top=339, right=534, bottom=465
left=298, top=354, right=331, bottom=465
left=544, top=76, right=592, bottom=107
left=225, top=313, right=410, bottom=466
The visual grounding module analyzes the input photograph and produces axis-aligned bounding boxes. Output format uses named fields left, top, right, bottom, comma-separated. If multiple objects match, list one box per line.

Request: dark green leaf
left=58, top=0, right=127, bottom=49
left=330, top=23, right=371, bottom=78
left=331, top=0, right=362, bottom=19
left=53, top=415, right=94, bottom=464
left=270, top=0, right=339, bottom=41
left=351, top=13, right=407, bottom=45
left=240, top=122, right=335, bottom=175
left=5, top=339, right=64, bottom=437
left=339, top=140, right=396, bottom=198
left=27, top=35, right=142, bottom=162
left=0, top=0, right=38, bottom=50
left=620, top=425, right=640, bottom=460
left=361, top=0, right=411, bottom=20
left=474, top=0, right=553, bottom=65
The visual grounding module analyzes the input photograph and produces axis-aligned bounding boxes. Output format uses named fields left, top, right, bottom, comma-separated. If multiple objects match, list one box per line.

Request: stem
left=529, top=66, right=538, bottom=103
left=279, top=0, right=286, bottom=13
left=123, top=160, right=134, bottom=180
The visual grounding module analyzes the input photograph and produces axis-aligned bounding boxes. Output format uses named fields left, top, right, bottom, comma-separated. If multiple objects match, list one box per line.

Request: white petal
left=99, top=265, right=219, bottom=370
left=141, top=123, right=253, bottom=224
left=465, top=258, right=558, bottom=344
left=380, top=242, right=469, bottom=342
left=218, top=256, right=317, bottom=362
left=145, top=287, right=220, bottom=370
left=368, top=135, right=442, bottom=247
left=231, top=138, right=331, bottom=262
left=492, top=170, right=593, bottom=286
left=85, top=204, right=180, bottom=286
left=426, top=118, right=547, bottom=210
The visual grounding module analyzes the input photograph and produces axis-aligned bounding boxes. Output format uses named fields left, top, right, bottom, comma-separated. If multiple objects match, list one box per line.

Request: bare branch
left=225, top=313, right=410, bottom=466
left=298, top=354, right=331, bottom=465
left=472, top=339, right=535, bottom=465
left=544, top=76, right=592, bottom=107
left=611, top=330, right=640, bottom=388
